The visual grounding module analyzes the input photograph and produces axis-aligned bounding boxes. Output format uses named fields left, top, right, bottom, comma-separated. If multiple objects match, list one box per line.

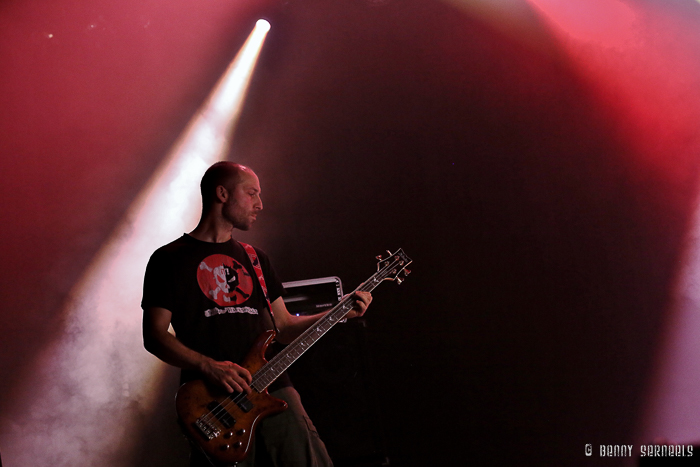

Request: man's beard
left=224, top=210, right=252, bottom=231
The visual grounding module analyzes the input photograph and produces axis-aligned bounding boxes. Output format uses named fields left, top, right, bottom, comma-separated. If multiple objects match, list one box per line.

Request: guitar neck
left=251, top=251, right=408, bottom=392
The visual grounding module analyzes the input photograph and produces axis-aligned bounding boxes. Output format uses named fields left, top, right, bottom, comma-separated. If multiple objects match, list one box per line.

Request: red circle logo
left=196, top=254, right=253, bottom=307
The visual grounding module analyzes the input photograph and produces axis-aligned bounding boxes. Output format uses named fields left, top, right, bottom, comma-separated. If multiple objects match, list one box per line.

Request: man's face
left=222, top=170, right=263, bottom=231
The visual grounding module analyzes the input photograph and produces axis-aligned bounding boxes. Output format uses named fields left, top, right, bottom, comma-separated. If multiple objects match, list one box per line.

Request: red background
left=2, top=0, right=700, bottom=465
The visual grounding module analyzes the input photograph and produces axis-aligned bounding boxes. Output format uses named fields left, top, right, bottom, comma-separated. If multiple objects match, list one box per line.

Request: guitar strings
left=199, top=256, right=404, bottom=429
left=198, top=254, right=408, bottom=431
left=199, top=259, right=402, bottom=430
left=198, top=293, right=359, bottom=429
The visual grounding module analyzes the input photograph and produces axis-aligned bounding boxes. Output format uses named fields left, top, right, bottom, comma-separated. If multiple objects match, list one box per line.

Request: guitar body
left=176, top=330, right=288, bottom=466
left=175, top=249, right=412, bottom=466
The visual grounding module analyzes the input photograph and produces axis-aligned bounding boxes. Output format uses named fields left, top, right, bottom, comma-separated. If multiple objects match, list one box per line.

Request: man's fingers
left=239, top=367, right=252, bottom=384
left=229, top=364, right=252, bottom=385
left=226, top=367, right=252, bottom=393
left=356, top=292, right=372, bottom=305
left=224, top=376, right=248, bottom=394
left=231, top=382, right=248, bottom=394
left=353, top=292, right=372, bottom=314
left=207, top=361, right=252, bottom=393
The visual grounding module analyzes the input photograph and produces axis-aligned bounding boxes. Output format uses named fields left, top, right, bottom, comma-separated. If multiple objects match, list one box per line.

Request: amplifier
left=282, top=276, right=344, bottom=316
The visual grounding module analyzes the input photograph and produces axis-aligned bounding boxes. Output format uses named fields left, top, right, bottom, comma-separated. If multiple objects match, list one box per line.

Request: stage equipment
left=283, top=276, right=344, bottom=316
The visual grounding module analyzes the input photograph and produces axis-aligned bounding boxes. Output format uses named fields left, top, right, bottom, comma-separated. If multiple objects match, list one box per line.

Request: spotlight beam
left=0, top=20, right=270, bottom=467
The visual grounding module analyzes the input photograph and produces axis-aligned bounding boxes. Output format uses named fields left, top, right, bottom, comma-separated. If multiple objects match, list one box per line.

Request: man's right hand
left=200, top=358, right=252, bottom=394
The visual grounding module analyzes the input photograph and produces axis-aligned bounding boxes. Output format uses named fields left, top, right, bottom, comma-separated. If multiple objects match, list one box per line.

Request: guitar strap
left=238, top=241, right=280, bottom=335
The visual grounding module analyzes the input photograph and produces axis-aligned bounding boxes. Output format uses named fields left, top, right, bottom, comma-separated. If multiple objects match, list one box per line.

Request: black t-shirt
left=141, top=234, right=289, bottom=388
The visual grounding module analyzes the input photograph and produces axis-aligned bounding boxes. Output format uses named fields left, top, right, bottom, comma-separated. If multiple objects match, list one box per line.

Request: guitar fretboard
left=250, top=250, right=408, bottom=392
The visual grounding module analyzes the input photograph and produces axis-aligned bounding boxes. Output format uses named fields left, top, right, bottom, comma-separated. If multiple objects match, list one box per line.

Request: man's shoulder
left=152, top=235, right=190, bottom=255
left=148, top=235, right=217, bottom=266
left=151, top=236, right=267, bottom=263
left=151, top=236, right=273, bottom=267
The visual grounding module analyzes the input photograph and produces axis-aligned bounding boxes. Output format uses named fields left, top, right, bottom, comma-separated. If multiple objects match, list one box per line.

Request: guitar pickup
left=236, top=395, right=253, bottom=413
left=206, top=401, right=236, bottom=429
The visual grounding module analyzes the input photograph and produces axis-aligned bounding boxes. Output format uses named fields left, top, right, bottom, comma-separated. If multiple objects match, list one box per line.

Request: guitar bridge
left=194, top=400, right=239, bottom=440
left=194, top=418, right=221, bottom=441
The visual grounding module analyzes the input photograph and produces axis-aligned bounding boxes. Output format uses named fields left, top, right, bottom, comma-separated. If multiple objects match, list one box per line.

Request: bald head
left=200, top=161, right=253, bottom=210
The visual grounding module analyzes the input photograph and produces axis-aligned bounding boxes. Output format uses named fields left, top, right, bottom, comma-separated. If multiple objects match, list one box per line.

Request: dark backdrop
left=2, top=0, right=700, bottom=466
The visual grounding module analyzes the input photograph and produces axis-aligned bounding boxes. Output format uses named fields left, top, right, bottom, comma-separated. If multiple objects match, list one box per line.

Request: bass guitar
left=175, top=248, right=412, bottom=466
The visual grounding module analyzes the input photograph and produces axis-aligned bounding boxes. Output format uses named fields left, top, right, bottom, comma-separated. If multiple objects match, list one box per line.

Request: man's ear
left=215, top=185, right=229, bottom=203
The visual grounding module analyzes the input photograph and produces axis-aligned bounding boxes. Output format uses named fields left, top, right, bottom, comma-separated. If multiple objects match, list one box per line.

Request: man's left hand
left=346, top=291, right=372, bottom=319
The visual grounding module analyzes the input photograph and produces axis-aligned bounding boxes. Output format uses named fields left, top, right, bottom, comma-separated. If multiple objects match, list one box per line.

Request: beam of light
left=525, top=0, right=700, bottom=448
left=522, top=0, right=700, bottom=170
left=642, top=205, right=700, bottom=446
left=526, top=0, right=637, bottom=49
left=0, top=19, right=270, bottom=467
left=438, top=0, right=556, bottom=54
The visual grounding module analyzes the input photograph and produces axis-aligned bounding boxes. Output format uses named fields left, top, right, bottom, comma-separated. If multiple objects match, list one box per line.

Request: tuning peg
left=403, top=269, right=411, bottom=276
left=376, top=255, right=383, bottom=261
left=386, top=250, right=392, bottom=257
left=396, top=277, right=403, bottom=285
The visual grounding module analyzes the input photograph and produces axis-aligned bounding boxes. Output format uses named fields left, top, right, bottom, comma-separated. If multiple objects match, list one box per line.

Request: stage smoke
left=0, top=19, right=270, bottom=467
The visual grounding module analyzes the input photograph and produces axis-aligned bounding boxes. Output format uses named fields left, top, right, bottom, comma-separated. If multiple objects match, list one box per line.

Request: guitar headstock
left=375, top=248, right=412, bottom=284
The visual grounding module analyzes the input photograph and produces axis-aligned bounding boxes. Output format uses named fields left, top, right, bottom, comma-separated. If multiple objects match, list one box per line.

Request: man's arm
left=271, top=291, right=372, bottom=344
left=142, top=306, right=252, bottom=394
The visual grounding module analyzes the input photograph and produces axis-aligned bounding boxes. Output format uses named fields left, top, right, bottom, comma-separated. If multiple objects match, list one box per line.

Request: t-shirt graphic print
left=197, top=254, right=255, bottom=316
